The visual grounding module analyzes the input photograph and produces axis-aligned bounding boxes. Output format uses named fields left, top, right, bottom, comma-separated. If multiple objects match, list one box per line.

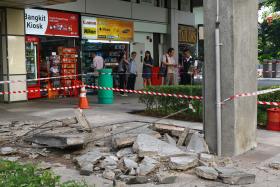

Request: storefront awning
left=0, top=0, right=76, bottom=8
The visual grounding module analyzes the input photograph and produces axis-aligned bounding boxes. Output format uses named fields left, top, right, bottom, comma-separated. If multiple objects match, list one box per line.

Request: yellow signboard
left=81, top=16, right=134, bottom=41
left=97, top=18, right=134, bottom=41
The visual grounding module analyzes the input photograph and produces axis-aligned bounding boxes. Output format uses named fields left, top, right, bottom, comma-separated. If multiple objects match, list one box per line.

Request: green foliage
left=0, top=160, right=89, bottom=187
left=139, top=85, right=280, bottom=125
left=258, top=19, right=280, bottom=61
left=265, top=0, right=280, bottom=11
left=139, top=85, right=203, bottom=122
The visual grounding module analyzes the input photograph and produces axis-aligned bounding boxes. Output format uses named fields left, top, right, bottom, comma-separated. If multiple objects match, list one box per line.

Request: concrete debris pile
left=73, top=123, right=256, bottom=185
left=0, top=109, right=91, bottom=149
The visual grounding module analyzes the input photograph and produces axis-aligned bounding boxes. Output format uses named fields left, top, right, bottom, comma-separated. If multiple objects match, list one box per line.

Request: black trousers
left=181, top=72, right=192, bottom=85
left=119, top=73, right=126, bottom=94
left=127, top=74, right=137, bottom=90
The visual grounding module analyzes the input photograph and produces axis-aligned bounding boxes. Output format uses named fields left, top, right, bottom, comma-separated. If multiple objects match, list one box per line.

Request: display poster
left=178, top=25, right=197, bottom=44
left=25, top=9, right=79, bottom=37
left=81, top=16, right=134, bottom=41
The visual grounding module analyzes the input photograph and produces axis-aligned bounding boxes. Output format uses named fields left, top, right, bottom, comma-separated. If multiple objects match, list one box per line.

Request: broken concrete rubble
left=195, top=166, right=218, bottom=180
left=31, top=133, right=86, bottom=149
left=215, top=167, right=256, bottom=185
left=126, top=176, right=150, bottom=184
left=74, top=109, right=92, bottom=132
left=186, top=132, right=210, bottom=154
left=177, top=128, right=189, bottom=146
left=133, top=134, right=187, bottom=160
left=74, top=150, right=103, bottom=175
left=103, top=169, right=115, bottom=180
left=150, top=123, right=185, bottom=137
left=164, top=133, right=176, bottom=145
left=116, top=147, right=134, bottom=158
left=0, top=147, right=17, bottom=155
left=123, top=157, right=138, bottom=170
left=156, top=173, right=177, bottom=184
left=61, top=117, right=78, bottom=126
left=169, top=156, right=198, bottom=171
left=100, top=156, right=118, bottom=170
left=269, top=161, right=280, bottom=170
left=112, top=130, right=161, bottom=149
left=138, top=157, right=159, bottom=176
left=199, top=153, right=216, bottom=167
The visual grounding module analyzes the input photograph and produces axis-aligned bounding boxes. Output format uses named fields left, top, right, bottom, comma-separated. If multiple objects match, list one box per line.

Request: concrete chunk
left=116, top=147, right=134, bottom=158
left=74, top=150, right=103, bottom=174
left=199, top=153, right=216, bottom=167
left=215, top=167, right=256, bottom=185
left=156, top=173, right=177, bottom=184
left=195, top=166, right=218, bottom=180
left=150, top=123, right=185, bottom=136
left=133, top=134, right=187, bottom=160
left=0, top=147, right=17, bottom=155
left=126, top=176, right=150, bottom=184
left=177, top=128, right=189, bottom=146
left=75, top=109, right=92, bottom=132
left=164, top=133, right=176, bottom=146
left=80, top=163, right=94, bottom=176
left=138, top=157, right=159, bottom=176
left=169, top=156, right=198, bottom=171
left=61, top=117, right=78, bottom=126
left=103, top=170, right=115, bottom=180
left=186, top=132, right=210, bottom=154
left=123, top=157, right=138, bottom=170
left=100, top=156, right=118, bottom=170
left=269, top=162, right=280, bottom=170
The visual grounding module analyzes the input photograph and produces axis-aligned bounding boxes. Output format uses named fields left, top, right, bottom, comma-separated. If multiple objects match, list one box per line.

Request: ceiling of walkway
left=0, top=0, right=76, bottom=8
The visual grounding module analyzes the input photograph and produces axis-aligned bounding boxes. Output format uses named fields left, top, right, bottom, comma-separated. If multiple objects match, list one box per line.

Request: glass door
left=26, top=39, right=38, bottom=86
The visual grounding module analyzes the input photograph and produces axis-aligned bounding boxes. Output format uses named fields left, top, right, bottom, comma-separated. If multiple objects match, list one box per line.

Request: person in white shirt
left=161, top=48, right=177, bottom=85
left=91, top=52, right=104, bottom=71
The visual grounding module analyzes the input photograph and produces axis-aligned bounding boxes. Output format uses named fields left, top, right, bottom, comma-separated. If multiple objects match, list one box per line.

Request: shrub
left=139, top=85, right=280, bottom=125
left=0, top=159, right=89, bottom=187
left=139, top=85, right=203, bottom=122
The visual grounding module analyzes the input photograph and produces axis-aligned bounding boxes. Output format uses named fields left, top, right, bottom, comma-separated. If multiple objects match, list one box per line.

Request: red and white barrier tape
left=257, top=101, right=280, bottom=106
left=0, top=85, right=82, bottom=95
left=222, top=87, right=280, bottom=103
left=0, top=84, right=279, bottom=106
left=85, top=85, right=203, bottom=100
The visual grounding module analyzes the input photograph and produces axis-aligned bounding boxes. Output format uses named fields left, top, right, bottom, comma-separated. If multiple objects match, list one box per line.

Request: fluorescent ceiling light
left=87, top=40, right=129, bottom=44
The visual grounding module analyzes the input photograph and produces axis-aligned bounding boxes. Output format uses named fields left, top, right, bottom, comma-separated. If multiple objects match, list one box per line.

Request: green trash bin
left=98, top=69, right=114, bottom=104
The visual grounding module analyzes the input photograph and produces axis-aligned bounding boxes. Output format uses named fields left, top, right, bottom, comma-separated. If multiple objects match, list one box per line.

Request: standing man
left=181, top=49, right=195, bottom=85
left=127, top=51, right=137, bottom=90
left=161, top=48, right=177, bottom=85
left=91, top=52, right=104, bottom=71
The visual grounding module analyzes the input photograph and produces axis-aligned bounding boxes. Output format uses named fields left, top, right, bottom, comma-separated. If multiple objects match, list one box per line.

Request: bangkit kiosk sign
left=25, top=9, right=79, bottom=37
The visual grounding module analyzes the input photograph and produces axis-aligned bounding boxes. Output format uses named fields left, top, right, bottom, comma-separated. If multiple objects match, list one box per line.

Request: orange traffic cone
left=78, top=84, right=89, bottom=109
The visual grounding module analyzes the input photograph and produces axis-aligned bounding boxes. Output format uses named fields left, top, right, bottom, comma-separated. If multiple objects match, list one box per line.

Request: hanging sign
left=81, top=16, right=134, bottom=41
left=178, top=25, right=197, bottom=44
left=25, top=9, right=79, bottom=37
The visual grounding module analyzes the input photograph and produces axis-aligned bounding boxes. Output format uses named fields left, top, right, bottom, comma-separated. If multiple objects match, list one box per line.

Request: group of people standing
left=91, top=47, right=196, bottom=96
left=117, top=50, right=154, bottom=96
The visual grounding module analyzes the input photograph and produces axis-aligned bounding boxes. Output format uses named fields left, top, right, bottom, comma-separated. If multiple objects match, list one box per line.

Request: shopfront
left=80, top=16, right=133, bottom=88
left=25, top=8, right=80, bottom=99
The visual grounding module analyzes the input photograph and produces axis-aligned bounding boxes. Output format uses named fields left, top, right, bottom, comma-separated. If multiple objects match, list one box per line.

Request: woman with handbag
left=160, top=48, right=177, bottom=85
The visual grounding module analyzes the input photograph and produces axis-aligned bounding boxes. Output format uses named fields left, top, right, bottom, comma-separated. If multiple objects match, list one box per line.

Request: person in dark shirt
left=181, top=49, right=195, bottom=85
left=142, top=51, right=154, bottom=87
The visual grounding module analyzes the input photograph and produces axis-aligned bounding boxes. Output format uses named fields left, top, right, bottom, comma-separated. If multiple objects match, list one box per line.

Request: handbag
left=159, top=55, right=168, bottom=77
